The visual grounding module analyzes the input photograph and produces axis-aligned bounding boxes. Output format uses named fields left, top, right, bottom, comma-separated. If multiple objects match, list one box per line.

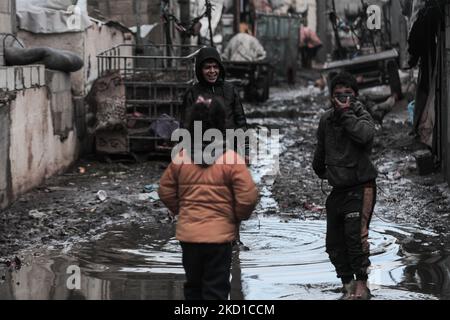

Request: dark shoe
left=353, top=280, right=371, bottom=300
left=232, top=240, right=250, bottom=251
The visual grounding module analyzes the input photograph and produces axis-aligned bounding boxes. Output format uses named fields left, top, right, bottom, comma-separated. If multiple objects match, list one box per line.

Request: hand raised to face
left=332, top=86, right=356, bottom=112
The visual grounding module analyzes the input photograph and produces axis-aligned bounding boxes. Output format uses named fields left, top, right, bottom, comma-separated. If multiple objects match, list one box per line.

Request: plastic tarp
left=150, top=114, right=180, bottom=140
left=222, top=33, right=267, bottom=62
left=16, top=0, right=92, bottom=34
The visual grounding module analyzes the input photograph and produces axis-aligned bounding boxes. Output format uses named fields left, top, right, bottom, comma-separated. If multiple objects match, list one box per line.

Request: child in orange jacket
left=158, top=97, right=258, bottom=300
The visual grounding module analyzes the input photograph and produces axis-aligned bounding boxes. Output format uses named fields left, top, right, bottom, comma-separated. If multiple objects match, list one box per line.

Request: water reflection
left=0, top=216, right=448, bottom=300
left=239, top=216, right=444, bottom=300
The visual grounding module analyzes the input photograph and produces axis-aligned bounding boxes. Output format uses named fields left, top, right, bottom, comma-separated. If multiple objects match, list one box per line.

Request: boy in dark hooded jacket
left=182, top=47, right=251, bottom=247
left=182, top=47, right=248, bottom=150
left=313, top=72, right=378, bottom=300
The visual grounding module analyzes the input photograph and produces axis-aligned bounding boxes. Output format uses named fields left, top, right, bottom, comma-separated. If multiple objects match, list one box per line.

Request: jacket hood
left=189, top=137, right=227, bottom=167
left=195, top=47, right=226, bottom=86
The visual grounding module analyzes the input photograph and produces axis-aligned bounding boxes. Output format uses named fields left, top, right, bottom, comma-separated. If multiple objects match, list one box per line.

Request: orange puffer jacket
left=158, top=150, right=259, bottom=244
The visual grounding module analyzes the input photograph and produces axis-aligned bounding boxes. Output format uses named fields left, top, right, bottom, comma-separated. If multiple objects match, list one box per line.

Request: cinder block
left=14, top=67, right=24, bottom=91
left=30, top=65, right=39, bottom=86
left=0, top=65, right=47, bottom=91
left=0, top=67, right=14, bottom=91
left=39, top=65, right=46, bottom=87
left=23, top=66, right=32, bottom=89
left=6, top=67, right=14, bottom=91
left=0, top=67, right=7, bottom=89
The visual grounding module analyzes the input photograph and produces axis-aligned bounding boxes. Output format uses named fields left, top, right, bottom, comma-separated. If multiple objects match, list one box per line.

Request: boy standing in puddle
left=313, top=72, right=378, bottom=300
left=159, top=98, right=258, bottom=300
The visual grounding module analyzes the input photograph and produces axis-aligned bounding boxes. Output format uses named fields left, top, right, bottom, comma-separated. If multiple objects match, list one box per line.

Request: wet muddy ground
left=1, top=84, right=450, bottom=300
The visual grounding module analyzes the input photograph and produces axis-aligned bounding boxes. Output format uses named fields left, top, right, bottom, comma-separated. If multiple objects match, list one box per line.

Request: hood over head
left=195, top=47, right=226, bottom=86
left=190, top=137, right=228, bottom=168
left=186, top=98, right=227, bottom=167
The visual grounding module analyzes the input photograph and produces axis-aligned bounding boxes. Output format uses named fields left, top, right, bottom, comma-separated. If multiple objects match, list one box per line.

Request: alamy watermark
left=171, top=124, right=280, bottom=176
left=366, top=5, right=382, bottom=30
left=66, top=265, right=81, bottom=290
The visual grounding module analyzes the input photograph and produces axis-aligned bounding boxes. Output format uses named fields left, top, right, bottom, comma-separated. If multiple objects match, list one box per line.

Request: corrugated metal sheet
left=255, top=13, right=301, bottom=83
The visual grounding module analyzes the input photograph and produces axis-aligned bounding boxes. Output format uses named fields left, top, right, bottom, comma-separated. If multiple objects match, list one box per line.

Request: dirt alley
left=1, top=83, right=450, bottom=274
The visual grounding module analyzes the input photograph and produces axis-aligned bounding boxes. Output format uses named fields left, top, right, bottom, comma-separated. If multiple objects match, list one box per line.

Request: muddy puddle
left=1, top=131, right=448, bottom=300
left=0, top=216, right=448, bottom=300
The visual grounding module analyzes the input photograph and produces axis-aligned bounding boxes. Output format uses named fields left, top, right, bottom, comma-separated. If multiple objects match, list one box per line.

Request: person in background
left=182, top=47, right=251, bottom=247
left=181, top=47, right=249, bottom=160
left=222, top=23, right=267, bottom=62
left=299, top=25, right=323, bottom=68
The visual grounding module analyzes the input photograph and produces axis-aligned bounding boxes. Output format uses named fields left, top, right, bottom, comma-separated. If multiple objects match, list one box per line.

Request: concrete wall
left=18, top=21, right=133, bottom=96
left=46, top=71, right=74, bottom=140
left=1, top=14, right=133, bottom=209
left=84, top=22, right=134, bottom=93
left=87, top=0, right=167, bottom=44
left=0, top=67, right=79, bottom=209
left=88, top=0, right=160, bottom=27
left=0, top=0, right=15, bottom=34
left=0, top=0, right=17, bottom=66
left=17, top=31, right=85, bottom=95
left=0, top=95, right=12, bottom=209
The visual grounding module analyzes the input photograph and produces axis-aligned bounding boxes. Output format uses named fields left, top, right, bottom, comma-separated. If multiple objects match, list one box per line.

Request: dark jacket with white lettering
left=312, top=101, right=378, bottom=189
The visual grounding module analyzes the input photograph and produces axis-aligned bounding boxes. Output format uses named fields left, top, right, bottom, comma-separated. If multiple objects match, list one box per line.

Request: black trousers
left=325, top=182, right=376, bottom=284
left=300, top=45, right=321, bottom=68
left=180, top=242, right=232, bottom=300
